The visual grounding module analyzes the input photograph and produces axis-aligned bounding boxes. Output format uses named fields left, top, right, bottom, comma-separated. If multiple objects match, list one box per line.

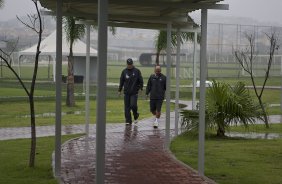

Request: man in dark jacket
left=146, top=65, right=166, bottom=128
left=118, top=58, right=143, bottom=125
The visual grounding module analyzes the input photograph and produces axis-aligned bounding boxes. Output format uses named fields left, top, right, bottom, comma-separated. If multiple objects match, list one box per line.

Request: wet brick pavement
left=59, top=120, right=214, bottom=184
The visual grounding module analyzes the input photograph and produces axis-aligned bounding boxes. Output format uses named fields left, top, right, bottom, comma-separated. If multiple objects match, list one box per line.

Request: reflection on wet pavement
left=60, top=121, right=213, bottom=184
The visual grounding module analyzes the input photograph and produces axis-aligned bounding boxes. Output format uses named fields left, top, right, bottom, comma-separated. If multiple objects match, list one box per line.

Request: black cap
left=126, top=58, right=133, bottom=65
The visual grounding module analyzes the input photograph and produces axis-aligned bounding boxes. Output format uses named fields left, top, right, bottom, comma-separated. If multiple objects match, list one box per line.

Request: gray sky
left=209, top=0, right=282, bottom=24
left=0, top=0, right=37, bottom=21
left=0, top=0, right=282, bottom=25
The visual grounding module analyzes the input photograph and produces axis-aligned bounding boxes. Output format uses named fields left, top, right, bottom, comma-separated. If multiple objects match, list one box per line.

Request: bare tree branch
left=259, top=33, right=279, bottom=98
left=17, top=14, right=39, bottom=33
left=2, top=0, right=43, bottom=167
left=235, top=32, right=280, bottom=128
left=0, top=51, right=30, bottom=96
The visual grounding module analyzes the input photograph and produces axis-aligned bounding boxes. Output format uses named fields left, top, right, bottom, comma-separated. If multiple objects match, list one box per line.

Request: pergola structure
left=38, top=0, right=228, bottom=183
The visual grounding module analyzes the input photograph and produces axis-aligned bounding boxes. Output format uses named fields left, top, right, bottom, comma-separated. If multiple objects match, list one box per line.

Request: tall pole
left=85, top=24, right=90, bottom=139
left=192, top=31, right=198, bottom=110
left=175, top=29, right=181, bottom=136
left=96, top=0, right=108, bottom=183
left=55, top=0, right=62, bottom=177
left=198, top=8, right=208, bottom=176
left=165, top=22, right=172, bottom=148
left=281, top=56, right=282, bottom=121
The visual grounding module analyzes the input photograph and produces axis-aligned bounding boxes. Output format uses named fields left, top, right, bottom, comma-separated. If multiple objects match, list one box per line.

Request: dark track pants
left=124, top=94, right=138, bottom=123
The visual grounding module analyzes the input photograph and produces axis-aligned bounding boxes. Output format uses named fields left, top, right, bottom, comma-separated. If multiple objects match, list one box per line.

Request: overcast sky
left=0, top=0, right=282, bottom=25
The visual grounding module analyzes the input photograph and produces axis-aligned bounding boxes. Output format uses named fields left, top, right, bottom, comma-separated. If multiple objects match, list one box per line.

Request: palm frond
left=63, top=16, right=85, bottom=45
left=155, top=30, right=167, bottom=53
left=206, top=80, right=262, bottom=136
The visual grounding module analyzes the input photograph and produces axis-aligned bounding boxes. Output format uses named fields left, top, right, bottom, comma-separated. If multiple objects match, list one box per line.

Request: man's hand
left=118, top=91, right=121, bottom=97
left=145, top=95, right=149, bottom=100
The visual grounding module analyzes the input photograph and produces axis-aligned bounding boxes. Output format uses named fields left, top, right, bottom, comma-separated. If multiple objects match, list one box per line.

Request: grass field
left=170, top=124, right=282, bottom=184
left=0, top=98, right=171, bottom=127
left=0, top=134, right=82, bottom=184
left=0, top=62, right=281, bottom=128
left=1, top=63, right=282, bottom=86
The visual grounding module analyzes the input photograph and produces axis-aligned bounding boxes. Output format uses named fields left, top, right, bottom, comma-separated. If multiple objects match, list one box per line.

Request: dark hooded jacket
left=146, top=73, right=166, bottom=100
left=118, top=67, right=143, bottom=95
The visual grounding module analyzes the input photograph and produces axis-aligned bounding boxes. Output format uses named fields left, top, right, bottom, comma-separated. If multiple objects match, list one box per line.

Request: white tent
left=19, top=30, right=97, bottom=81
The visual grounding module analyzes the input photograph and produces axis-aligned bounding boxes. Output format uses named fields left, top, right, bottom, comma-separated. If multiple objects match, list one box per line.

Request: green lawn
left=2, top=63, right=282, bottom=86
left=0, top=98, right=166, bottom=127
left=170, top=124, right=282, bottom=184
left=0, top=63, right=281, bottom=128
left=0, top=134, right=81, bottom=184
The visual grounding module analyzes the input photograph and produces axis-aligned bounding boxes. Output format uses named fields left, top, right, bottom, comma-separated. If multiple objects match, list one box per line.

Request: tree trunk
left=258, top=97, right=269, bottom=128
left=216, top=118, right=226, bottom=137
left=216, top=126, right=225, bottom=137
left=29, top=95, right=36, bottom=167
left=66, top=46, right=75, bottom=107
left=156, top=51, right=160, bottom=66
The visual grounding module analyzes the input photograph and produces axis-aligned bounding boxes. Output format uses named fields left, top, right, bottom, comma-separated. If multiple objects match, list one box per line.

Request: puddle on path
left=227, top=132, right=282, bottom=139
left=18, top=111, right=84, bottom=118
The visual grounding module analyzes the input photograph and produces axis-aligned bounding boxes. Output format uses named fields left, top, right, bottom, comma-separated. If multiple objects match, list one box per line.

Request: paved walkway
left=58, top=114, right=215, bottom=184
left=0, top=114, right=281, bottom=141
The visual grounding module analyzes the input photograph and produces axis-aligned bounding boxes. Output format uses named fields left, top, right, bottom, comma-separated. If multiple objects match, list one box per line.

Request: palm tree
left=63, top=16, right=85, bottom=107
left=155, top=30, right=198, bottom=65
left=206, top=80, right=262, bottom=137
left=63, top=17, right=116, bottom=107
left=154, top=16, right=199, bottom=65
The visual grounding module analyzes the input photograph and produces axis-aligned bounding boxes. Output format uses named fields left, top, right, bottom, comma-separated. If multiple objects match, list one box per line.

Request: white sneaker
left=153, top=120, right=158, bottom=128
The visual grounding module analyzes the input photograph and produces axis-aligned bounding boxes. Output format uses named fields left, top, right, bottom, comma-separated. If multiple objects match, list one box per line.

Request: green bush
left=180, top=80, right=263, bottom=137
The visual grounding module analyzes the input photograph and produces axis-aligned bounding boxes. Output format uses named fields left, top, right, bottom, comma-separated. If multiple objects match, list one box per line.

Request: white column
left=280, top=55, right=282, bottom=75
left=281, top=56, right=282, bottom=115
left=198, top=8, right=208, bottom=176
left=192, top=32, right=198, bottom=110
left=175, top=29, right=181, bottom=136
left=55, top=0, right=62, bottom=177
left=96, top=0, right=108, bottom=183
left=53, top=56, right=56, bottom=82
left=165, top=22, right=172, bottom=148
left=85, top=24, right=90, bottom=138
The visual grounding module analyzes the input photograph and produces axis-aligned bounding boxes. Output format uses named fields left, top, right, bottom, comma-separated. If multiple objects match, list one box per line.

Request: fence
left=1, top=23, right=282, bottom=80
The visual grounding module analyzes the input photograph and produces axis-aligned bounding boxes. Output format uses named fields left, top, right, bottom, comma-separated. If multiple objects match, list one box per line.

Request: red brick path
left=60, top=122, right=214, bottom=184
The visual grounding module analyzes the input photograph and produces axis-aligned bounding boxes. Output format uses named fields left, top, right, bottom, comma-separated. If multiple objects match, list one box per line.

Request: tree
left=180, top=80, right=262, bottom=137
left=154, top=17, right=199, bottom=65
left=0, top=0, right=4, bottom=8
left=63, top=16, right=86, bottom=107
left=235, top=33, right=279, bottom=128
left=63, top=17, right=116, bottom=106
left=155, top=30, right=198, bottom=65
left=0, top=0, right=43, bottom=167
left=206, top=80, right=262, bottom=137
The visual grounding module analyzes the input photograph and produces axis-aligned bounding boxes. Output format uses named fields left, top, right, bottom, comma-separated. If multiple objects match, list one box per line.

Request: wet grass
left=0, top=98, right=171, bottom=127
left=0, top=134, right=82, bottom=184
left=0, top=67, right=281, bottom=128
left=170, top=131, right=282, bottom=184
left=228, top=123, right=282, bottom=133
